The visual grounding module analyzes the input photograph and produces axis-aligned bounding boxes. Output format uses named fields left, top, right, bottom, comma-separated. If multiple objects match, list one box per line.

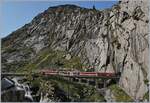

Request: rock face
left=117, top=0, right=149, bottom=100
left=2, top=0, right=149, bottom=100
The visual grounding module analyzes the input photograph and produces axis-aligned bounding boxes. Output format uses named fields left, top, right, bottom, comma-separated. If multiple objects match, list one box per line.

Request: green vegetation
left=26, top=75, right=55, bottom=100
left=18, top=48, right=84, bottom=72
left=4, top=61, right=28, bottom=72
left=144, top=79, right=149, bottom=85
left=108, top=84, right=133, bottom=102
left=48, top=76, right=105, bottom=102
left=63, top=56, right=83, bottom=71
left=25, top=74, right=105, bottom=102
left=143, top=91, right=149, bottom=101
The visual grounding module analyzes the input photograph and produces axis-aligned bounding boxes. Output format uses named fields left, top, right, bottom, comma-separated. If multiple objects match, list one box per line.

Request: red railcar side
left=40, top=69, right=58, bottom=75
left=97, top=72, right=115, bottom=77
left=79, top=72, right=97, bottom=76
left=40, top=69, right=116, bottom=77
left=47, top=71, right=58, bottom=75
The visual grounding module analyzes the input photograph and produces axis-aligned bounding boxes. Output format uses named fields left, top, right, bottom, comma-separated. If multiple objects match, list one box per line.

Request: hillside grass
left=17, top=48, right=84, bottom=73
left=108, top=84, right=133, bottom=102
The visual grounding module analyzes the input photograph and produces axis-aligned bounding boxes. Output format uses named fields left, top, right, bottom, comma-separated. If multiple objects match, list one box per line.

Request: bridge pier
left=87, top=79, right=95, bottom=86
left=69, top=77, right=74, bottom=82
left=72, top=77, right=75, bottom=82
left=98, top=82, right=104, bottom=88
left=95, top=79, right=98, bottom=88
left=78, top=78, right=82, bottom=83
left=73, top=78, right=79, bottom=82
left=103, top=79, right=107, bottom=88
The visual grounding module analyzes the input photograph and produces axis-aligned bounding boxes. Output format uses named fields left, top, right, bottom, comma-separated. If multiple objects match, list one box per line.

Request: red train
left=40, top=70, right=116, bottom=77
left=79, top=72, right=115, bottom=77
left=41, top=70, right=58, bottom=75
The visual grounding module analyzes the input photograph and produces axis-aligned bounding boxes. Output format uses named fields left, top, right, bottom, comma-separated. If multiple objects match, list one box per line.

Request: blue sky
left=1, top=0, right=118, bottom=38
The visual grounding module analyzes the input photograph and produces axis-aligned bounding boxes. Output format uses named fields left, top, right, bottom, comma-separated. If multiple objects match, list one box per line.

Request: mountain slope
left=2, top=0, right=149, bottom=100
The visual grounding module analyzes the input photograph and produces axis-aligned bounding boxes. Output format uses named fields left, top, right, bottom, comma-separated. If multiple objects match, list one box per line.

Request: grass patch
left=143, top=91, right=149, bottom=101
left=18, top=48, right=84, bottom=72
left=108, top=84, right=133, bottom=102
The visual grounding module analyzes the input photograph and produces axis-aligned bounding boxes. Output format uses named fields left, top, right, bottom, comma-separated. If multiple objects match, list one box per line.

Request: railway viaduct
left=1, top=72, right=120, bottom=89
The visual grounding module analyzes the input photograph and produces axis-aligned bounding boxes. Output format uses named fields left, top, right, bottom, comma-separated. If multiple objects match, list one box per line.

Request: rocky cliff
left=2, top=0, right=149, bottom=100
